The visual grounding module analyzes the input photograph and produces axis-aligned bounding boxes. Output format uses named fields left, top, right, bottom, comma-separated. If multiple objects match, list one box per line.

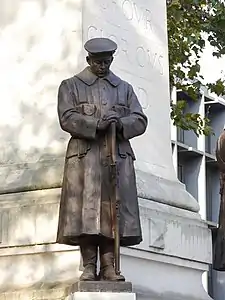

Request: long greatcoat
left=213, top=129, right=225, bottom=270
left=56, top=67, right=147, bottom=247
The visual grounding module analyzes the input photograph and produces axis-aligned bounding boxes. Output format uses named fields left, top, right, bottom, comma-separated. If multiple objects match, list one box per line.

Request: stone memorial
left=0, top=0, right=212, bottom=299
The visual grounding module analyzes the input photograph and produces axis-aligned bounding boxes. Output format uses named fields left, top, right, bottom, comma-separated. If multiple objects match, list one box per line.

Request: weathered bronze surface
left=213, top=128, right=225, bottom=271
left=56, top=37, right=148, bottom=281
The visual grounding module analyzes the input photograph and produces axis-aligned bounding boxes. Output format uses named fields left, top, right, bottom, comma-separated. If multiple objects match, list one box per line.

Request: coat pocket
left=66, top=138, right=91, bottom=159
left=76, top=103, right=96, bottom=116
left=111, top=104, right=130, bottom=118
left=118, top=141, right=136, bottom=160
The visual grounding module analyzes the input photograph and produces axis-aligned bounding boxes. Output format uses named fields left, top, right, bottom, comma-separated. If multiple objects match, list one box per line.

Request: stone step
left=0, top=281, right=134, bottom=300
left=0, top=287, right=69, bottom=300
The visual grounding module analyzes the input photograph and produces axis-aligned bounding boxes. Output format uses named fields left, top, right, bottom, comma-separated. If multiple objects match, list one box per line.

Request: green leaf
left=167, top=0, right=225, bottom=136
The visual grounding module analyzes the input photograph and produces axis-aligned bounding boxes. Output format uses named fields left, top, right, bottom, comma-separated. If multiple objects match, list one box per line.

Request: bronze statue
left=213, top=127, right=225, bottom=271
left=56, top=37, right=148, bottom=281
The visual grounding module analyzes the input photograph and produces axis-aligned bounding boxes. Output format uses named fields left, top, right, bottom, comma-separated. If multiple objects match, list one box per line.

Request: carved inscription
left=85, top=0, right=163, bottom=111
left=136, top=46, right=164, bottom=75
left=98, top=0, right=153, bottom=32
left=87, top=26, right=164, bottom=75
left=99, top=0, right=117, bottom=13
left=121, top=0, right=152, bottom=31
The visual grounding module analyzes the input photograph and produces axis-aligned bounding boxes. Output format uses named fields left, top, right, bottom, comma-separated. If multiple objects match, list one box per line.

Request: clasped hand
left=97, top=111, right=122, bottom=132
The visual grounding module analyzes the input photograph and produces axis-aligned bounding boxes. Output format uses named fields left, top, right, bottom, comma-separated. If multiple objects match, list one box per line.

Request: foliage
left=167, top=0, right=225, bottom=136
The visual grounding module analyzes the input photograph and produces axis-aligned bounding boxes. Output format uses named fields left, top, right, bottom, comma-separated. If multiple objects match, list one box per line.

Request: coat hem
left=56, top=234, right=142, bottom=247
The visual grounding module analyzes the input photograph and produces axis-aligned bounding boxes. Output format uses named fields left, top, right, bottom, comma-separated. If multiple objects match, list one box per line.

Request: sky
left=200, top=40, right=225, bottom=99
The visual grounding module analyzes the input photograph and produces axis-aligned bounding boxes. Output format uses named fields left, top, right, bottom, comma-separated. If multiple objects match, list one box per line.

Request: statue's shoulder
left=106, top=72, right=133, bottom=89
left=59, top=75, right=85, bottom=93
left=118, top=77, right=134, bottom=92
left=121, top=78, right=132, bottom=87
left=60, top=76, right=76, bottom=87
left=112, top=73, right=132, bottom=88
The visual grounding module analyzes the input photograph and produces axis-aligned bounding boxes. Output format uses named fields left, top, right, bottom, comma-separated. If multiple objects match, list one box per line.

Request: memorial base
left=66, top=292, right=136, bottom=300
left=0, top=190, right=213, bottom=300
left=65, top=281, right=135, bottom=300
left=68, top=281, right=132, bottom=293
left=0, top=288, right=136, bottom=300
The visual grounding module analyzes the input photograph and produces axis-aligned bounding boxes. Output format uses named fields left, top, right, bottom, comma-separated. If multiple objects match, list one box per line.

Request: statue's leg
left=99, top=237, right=125, bottom=281
left=79, top=236, right=98, bottom=281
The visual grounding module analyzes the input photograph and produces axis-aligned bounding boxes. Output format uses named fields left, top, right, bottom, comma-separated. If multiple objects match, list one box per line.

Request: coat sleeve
left=119, top=84, right=148, bottom=140
left=57, top=80, right=98, bottom=140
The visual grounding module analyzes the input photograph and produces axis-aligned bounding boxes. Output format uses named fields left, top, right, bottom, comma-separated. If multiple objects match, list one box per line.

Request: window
left=205, top=135, right=211, bottom=154
left=178, top=163, right=185, bottom=183
left=177, top=128, right=184, bottom=143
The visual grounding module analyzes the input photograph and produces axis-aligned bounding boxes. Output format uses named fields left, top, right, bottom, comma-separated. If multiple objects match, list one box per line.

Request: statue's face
left=87, top=55, right=113, bottom=78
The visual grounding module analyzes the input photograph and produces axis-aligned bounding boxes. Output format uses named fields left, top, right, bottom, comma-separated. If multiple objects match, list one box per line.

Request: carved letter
left=121, top=38, right=130, bottom=62
left=100, top=28, right=104, bottom=38
left=147, top=48, right=157, bottom=68
left=87, top=26, right=98, bottom=39
left=108, top=34, right=119, bottom=56
left=145, top=9, right=152, bottom=31
left=111, top=0, right=118, bottom=15
left=133, top=2, right=143, bottom=23
left=108, top=34, right=119, bottom=44
left=136, top=47, right=146, bottom=67
left=99, top=0, right=107, bottom=10
left=158, top=55, right=164, bottom=75
left=122, top=0, right=133, bottom=20
left=137, top=87, right=149, bottom=110
left=100, top=0, right=117, bottom=12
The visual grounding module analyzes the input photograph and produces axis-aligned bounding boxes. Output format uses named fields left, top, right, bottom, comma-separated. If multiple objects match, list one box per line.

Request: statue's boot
left=80, top=241, right=97, bottom=281
left=99, top=240, right=125, bottom=281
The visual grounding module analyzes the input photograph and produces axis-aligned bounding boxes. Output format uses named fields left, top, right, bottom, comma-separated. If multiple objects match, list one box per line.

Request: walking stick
left=109, top=121, right=121, bottom=275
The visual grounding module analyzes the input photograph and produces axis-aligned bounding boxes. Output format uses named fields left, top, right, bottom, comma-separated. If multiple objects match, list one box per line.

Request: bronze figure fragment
left=56, top=37, right=148, bottom=281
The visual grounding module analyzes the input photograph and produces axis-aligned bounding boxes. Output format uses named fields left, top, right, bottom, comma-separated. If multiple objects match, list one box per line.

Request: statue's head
left=84, top=38, right=117, bottom=78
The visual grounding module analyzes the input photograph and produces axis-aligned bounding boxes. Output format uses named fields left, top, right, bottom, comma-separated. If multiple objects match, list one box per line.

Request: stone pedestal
left=0, top=0, right=213, bottom=300
left=65, top=281, right=135, bottom=300
left=68, top=281, right=133, bottom=293
left=123, top=199, right=212, bottom=300
left=0, top=286, right=135, bottom=300
left=0, top=190, right=212, bottom=299
left=67, top=293, right=136, bottom=300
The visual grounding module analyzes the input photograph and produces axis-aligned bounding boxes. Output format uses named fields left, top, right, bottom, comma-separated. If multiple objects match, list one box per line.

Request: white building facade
left=171, top=88, right=225, bottom=300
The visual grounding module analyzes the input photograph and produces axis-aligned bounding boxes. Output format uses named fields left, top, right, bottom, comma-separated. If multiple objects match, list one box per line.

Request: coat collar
left=75, top=67, right=121, bottom=87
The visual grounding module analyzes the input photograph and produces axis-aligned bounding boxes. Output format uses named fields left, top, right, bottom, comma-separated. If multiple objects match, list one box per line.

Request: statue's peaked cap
left=84, top=38, right=117, bottom=55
